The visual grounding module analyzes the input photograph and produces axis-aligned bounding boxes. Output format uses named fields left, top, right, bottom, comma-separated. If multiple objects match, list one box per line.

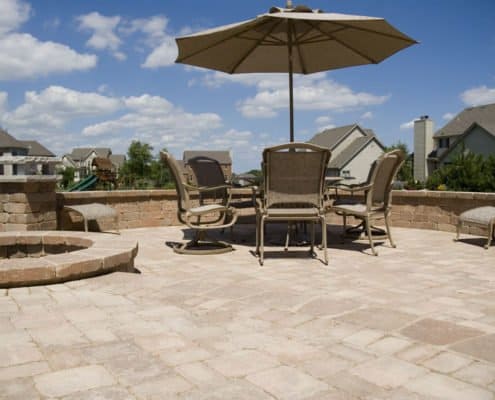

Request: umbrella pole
left=288, top=21, right=294, bottom=143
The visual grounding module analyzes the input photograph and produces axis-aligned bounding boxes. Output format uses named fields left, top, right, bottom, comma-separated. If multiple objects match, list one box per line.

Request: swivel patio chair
left=331, top=149, right=405, bottom=256
left=255, top=142, right=331, bottom=265
left=160, top=151, right=238, bottom=254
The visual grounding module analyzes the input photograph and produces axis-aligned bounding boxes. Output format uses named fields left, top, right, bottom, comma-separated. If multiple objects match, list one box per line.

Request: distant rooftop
left=434, top=102, right=495, bottom=138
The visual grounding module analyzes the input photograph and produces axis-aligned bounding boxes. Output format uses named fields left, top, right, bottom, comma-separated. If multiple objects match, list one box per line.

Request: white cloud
left=400, top=119, right=415, bottom=130
left=315, top=116, right=331, bottom=125
left=77, top=12, right=124, bottom=60
left=360, top=111, right=373, bottom=119
left=238, top=78, right=389, bottom=119
left=195, top=71, right=388, bottom=119
left=0, top=1, right=96, bottom=80
left=443, top=112, right=455, bottom=120
left=0, top=0, right=30, bottom=36
left=124, top=15, right=177, bottom=68
left=0, top=33, right=97, bottom=80
left=2, top=86, right=120, bottom=132
left=460, top=85, right=495, bottom=106
left=0, top=91, right=7, bottom=115
left=0, top=85, right=225, bottom=158
left=141, top=37, right=177, bottom=68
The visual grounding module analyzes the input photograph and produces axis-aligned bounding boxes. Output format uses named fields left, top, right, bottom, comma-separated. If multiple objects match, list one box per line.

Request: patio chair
left=331, top=149, right=405, bottom=256
left=255, top=142, right=331, bottom=265
left=160, top=151, right=238, bottom=254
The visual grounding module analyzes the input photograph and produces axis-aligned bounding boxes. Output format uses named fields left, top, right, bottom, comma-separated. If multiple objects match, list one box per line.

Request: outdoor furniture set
left=160, top=145, right=427, bottom=264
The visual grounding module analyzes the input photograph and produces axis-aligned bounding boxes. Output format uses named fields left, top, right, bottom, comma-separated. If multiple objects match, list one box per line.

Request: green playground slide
left=68, top=175, right=98, bottom=191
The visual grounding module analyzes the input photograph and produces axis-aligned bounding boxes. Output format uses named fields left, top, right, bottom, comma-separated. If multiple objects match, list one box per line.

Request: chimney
left=413, top=115, right=434, bottom=182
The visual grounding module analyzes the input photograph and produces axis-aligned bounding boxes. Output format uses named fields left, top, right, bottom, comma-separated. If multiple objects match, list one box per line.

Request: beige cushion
left=459, top=206, right=495, bottom=225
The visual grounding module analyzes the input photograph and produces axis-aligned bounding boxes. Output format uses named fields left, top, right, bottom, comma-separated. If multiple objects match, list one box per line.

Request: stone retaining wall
left=57, top=189, right=495, bottom=236
left=0, top=177, right=57, bottom=232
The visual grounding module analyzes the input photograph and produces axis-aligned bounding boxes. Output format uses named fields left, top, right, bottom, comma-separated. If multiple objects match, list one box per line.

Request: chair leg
left=365, top=217, right=378, bottom=256
left=256, top=214, right=260, bottom=255
left=341, top=214, right=347, bottom=243
left=260, top=216, right=265, bottom=265
left=486, top=222, right=494, bottom=249
left=454, top=221, right=461, bottom=242
left=284, top=222, right=290, bottom=251
left=310, top=221, right=315, bottom=254
left=321, top=216, right=328, bottom=265
left=384, top=210, right=396, bottom=248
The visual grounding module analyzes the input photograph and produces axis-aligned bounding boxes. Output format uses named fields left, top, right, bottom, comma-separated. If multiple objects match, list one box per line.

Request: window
left=0, top=165, right=3, bottom=175
left=341, top=170, right=350, bottom=178
left=438, top=137, right=450, bottom=148
left=12, top=164, right=18, bottom=175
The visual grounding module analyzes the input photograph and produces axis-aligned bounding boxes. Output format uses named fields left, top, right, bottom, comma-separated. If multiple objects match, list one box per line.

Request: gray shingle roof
left=434, top=103, right=495, bottom=138
left=69, top=147, right=111, bottom=161
left=184, top=150, right=232, bottom=165
left=109, top=154, right=125, bottom=168
left=308, top=124, right=357, bottom=150
left=0, top=129, right=26, bottom=149
left=329, top=135, right=376, bottom=169
left=20, top=140, right=55, bottom=157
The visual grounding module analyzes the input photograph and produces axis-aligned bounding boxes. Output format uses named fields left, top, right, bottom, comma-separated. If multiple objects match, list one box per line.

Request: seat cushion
left=332, top=203, right=367, bottom=215
left=265, top=207, right=320, bottom=218
left=459, top=206, right=495, bottom=225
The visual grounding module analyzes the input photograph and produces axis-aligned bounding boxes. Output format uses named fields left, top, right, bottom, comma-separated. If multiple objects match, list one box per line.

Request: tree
left=385, top=141, right=413, bottom=183
left=120, top=141, right=154, bottom=188
left=59, top=167, right=75, bottom=189
left=426, top=152, right=495, bottom=192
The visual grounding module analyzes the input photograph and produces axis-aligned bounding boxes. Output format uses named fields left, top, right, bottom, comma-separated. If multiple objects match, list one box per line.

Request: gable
left=440, top=123, right=495, bottom=164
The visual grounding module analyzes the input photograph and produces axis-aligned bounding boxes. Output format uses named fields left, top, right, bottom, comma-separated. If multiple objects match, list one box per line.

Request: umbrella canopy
left=175, top=3, right=417, bottom=142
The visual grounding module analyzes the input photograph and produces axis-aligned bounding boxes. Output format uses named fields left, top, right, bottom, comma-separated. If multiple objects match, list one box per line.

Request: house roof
left=109, top=154, right=125, bottom=168
left=308, top=124, right=357, bottom=150
left=20, top=140, right=55, bottom=157
left=183, top=150, right=232, bottom=165
left=434, top=102, right=495, bottom=138
left=69, top=147, right=112, bottom=161
left=308, top=124, right=384, bottom=169
left=431, top=122, right=495, bottom=163
left=329, top=135, right=382, bottom=169
left=0, top=128, right=26, bottom=149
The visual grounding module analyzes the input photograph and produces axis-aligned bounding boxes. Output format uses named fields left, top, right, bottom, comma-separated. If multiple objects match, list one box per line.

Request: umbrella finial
left=286, top=0, right=293, bottom=9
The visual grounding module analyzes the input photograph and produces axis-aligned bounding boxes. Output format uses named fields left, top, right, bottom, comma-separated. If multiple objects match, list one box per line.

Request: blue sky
left=1, top=0, right=494, bottom=172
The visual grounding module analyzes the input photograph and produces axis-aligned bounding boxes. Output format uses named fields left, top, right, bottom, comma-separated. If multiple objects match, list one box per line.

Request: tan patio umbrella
left=175, top=2, right=417, bottom=142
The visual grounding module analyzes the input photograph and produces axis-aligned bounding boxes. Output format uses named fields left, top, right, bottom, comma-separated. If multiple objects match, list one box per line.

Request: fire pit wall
left=58, top=189, right=494, bottom=238
left=0, top=176, right=57, bottom=232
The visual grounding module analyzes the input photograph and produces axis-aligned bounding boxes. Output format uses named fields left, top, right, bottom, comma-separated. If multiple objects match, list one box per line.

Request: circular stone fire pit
left=0, top=231, right=138, bottom=288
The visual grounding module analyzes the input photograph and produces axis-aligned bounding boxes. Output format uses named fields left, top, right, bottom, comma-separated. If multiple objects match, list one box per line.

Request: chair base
left=343, top=222, right=388, bottom=240
left=173, top=240, right=233, bottom=255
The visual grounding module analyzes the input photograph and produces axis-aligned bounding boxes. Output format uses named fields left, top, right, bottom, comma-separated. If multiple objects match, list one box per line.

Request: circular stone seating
left=0, top=231, right=138, bottom=288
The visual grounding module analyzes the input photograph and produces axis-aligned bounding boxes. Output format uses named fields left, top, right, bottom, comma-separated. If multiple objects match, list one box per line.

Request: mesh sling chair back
left=331, top=149, right=405, bottom=256
left=188, top=156, right=257, bottom=236
left=256, top=143, right=331, bottom=265
left=160, top=151, right=238, bottom=254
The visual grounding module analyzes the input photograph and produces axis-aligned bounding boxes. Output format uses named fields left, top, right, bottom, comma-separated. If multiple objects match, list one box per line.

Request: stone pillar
left=0, top=176, right=57, bottom=231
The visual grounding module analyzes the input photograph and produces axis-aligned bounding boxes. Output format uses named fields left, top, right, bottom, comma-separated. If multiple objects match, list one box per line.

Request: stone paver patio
left=1, top=224, right=494, bottom=399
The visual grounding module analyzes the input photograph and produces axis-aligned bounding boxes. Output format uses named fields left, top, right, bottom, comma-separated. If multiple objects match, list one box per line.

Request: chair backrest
left=262, top=142, right=331, bottom=209
left=187, top=156, right=229, bottom=204
left=366, top=149, right=405, bottom=209
left=160, top=151, right=190, bottom=213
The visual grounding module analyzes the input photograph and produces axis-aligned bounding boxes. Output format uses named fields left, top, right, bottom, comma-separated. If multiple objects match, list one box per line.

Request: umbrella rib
left=306, top=20, right=417, bottom=63
left=305, top=21, right=379, bottom=63
left=176, top=18, right=277, bottom=64
left=229, top=21, right=282, bottom=73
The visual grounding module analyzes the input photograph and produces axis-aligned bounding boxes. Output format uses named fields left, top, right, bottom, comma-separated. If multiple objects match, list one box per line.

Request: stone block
left=52, top=253, right=103, bottom=280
